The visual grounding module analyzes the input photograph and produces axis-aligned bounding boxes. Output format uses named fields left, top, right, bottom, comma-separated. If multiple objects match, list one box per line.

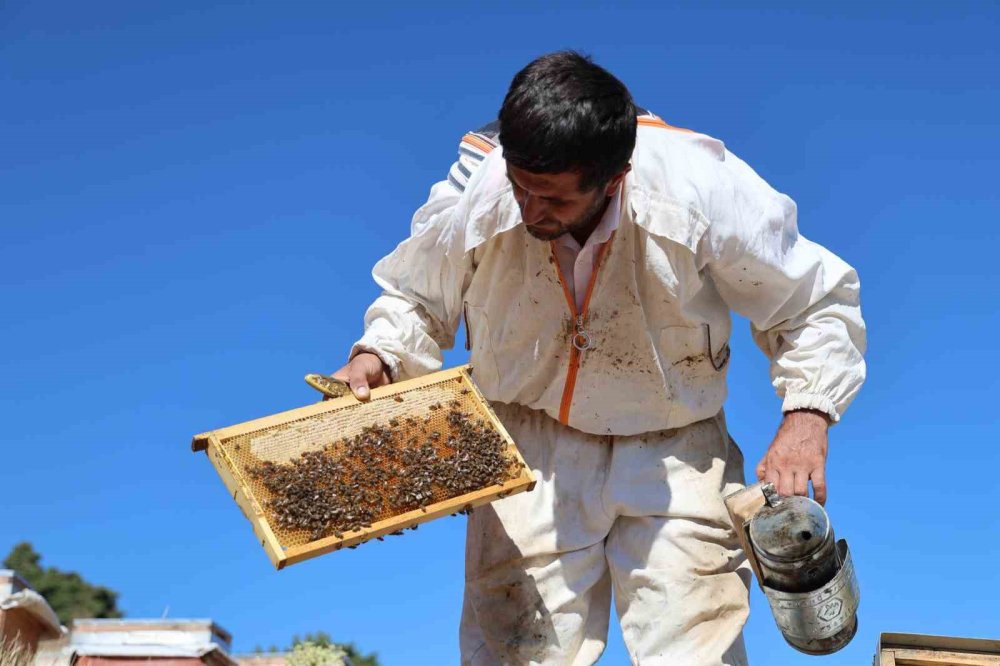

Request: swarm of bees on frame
left=250, top=399, right=522, bottom=543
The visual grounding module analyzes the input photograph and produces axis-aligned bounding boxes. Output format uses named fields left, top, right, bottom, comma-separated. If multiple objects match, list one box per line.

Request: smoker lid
left=748, top=495, right=830, bottom=561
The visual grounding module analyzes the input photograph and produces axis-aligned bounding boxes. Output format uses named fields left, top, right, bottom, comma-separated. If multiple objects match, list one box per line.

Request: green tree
left=2, top=542, right=123, bottom=625
left=286, top=642, right=347, bottom=666
left=290, top=633, right=379, bottom=666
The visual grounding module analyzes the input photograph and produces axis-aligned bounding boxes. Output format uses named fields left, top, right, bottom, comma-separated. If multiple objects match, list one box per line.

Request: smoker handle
left=304, top=373, right=354, bottom=400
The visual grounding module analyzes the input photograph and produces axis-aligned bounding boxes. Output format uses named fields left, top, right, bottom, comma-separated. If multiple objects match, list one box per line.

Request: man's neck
left=570, top=196, right=612, bottom=247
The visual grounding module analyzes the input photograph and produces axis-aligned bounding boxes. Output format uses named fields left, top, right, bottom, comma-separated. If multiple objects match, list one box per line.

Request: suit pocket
left=659, top=324, right=730, bottom=380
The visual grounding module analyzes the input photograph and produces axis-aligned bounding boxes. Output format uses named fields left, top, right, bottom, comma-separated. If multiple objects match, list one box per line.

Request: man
left=333, top=52, right=866, bottom=665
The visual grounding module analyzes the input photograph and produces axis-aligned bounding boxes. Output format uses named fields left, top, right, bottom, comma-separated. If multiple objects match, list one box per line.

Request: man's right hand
left=331, top=352, right=392, bottom=401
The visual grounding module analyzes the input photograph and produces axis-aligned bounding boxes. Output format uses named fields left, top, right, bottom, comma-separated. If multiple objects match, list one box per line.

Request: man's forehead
left=506, top=164, right=586, bottom=195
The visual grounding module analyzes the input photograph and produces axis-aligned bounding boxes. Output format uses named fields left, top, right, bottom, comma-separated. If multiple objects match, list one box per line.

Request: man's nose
left=520, top=194, right=547, bottom=225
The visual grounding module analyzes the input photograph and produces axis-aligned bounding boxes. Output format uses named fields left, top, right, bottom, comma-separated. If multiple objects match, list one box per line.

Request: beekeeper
left=332, top=51, right=866, bottom=666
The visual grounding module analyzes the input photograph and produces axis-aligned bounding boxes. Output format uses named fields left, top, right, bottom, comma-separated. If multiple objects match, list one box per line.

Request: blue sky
left=2, top=1, right=998, bottom=663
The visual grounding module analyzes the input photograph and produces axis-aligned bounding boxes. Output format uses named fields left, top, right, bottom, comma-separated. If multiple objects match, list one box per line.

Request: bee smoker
left=725, top=482, right=860, bottom=655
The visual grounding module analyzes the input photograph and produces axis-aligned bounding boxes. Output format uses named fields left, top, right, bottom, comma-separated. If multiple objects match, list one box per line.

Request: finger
left=368, top=362, right=391, bottom=389
left=764, top=466, right=781, bottom=495
left=756, top=459, right=767, bottom=482
left=355, top=353, right=391, bottom=390
left=793, top=470, right=809, bottom=498
left=347, top=360, right=371, bottom=401
left=811, top=467, right=827, bottom=506
left=776, top=468, right=795, bottom=497
left=331, top=365, right=350, bottom=383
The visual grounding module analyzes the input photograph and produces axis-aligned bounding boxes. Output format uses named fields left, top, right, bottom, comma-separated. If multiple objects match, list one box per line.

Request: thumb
left=755, top=458, right=766, bottom=482
left=348, top=359, right=372, bottom=401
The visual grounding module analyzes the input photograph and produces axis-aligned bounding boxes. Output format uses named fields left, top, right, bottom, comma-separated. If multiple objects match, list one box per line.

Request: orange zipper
left=549, top=235, right=614, bottom=425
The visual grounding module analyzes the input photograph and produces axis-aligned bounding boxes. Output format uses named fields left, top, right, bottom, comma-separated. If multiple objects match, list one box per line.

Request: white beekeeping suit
left=351, top=113, right=866, bottom=665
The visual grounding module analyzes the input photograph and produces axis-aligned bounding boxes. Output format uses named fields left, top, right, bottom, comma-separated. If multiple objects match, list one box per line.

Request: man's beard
left=525, top=224, right=569, bottom=241
left=524, top=193, right=610, bottom=242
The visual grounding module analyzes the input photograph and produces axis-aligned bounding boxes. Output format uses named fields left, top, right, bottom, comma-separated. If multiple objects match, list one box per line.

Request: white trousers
left=460, top=403, right=751, bottom=666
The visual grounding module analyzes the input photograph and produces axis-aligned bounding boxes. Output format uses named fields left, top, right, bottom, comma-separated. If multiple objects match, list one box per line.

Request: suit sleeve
left=348, top=134, right=491, bottom=380
left=699, top=150, right=867, bottom=422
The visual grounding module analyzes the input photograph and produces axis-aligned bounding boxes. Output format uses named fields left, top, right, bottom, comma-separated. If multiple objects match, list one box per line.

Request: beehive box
left=875, top=633, right=1000, bottom=665
left=192, top=365, right=534, bottom=569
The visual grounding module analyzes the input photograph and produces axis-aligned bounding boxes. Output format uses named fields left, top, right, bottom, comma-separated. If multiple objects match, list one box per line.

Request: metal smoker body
left=727, top=482, right=860, bottom=655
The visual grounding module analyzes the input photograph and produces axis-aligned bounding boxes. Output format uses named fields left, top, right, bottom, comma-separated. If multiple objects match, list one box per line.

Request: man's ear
left=604, top=164, right=632, bottom=197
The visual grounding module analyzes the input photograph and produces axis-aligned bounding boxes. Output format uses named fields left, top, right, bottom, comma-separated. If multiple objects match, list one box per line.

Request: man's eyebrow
left=505, top=169, right=567, bottom=203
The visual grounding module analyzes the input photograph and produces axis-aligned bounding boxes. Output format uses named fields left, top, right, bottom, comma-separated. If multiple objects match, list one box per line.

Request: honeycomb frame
left=192, top=365, right=535, bottom=569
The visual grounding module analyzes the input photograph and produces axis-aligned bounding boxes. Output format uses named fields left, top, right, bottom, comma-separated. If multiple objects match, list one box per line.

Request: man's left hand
left=756, top=410, right=831, bottom=505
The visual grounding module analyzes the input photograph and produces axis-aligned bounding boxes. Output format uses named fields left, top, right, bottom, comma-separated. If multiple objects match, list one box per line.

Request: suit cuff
left=782, top=393, right=840, bottom=424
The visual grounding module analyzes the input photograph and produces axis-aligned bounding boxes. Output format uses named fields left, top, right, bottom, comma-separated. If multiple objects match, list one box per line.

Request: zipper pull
left=572, top=314, right=592, bottom=351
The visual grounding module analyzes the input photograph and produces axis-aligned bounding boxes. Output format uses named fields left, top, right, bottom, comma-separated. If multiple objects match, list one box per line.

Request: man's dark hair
left=498, top=51, right=637, bottom=192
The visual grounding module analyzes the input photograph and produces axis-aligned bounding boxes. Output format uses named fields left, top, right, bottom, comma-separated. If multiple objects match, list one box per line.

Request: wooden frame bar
left=889, top=650, right=1000, bottom=665
left=198, top=433, right=286, bottom=568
